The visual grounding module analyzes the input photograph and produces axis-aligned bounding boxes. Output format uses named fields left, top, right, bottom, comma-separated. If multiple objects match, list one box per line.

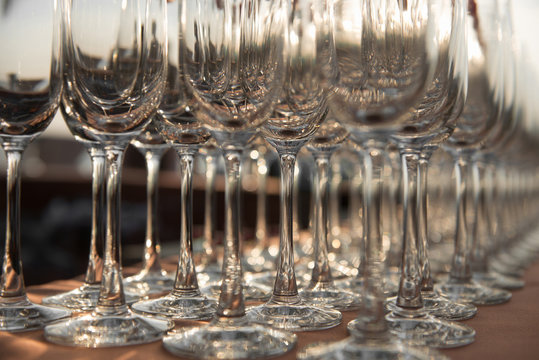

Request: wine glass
left=41, top=103, right=107, bottom=312
left=162, top=1, right=297, bottom=358
left=298, top=0, right=451, bottom=358
left=130, top=0, right=216, bottom=320
left=247, top=0, right=344, bottom=332
left=381, top=0, right=478, bottom=323
left=44, top=0, right=173, bottom=347
left=436, top=0, right=514, bottom=306
left=195, top=139, right=222, bottom=286
left=123, top=119, right=175, bottom=297
left=300, top=119, right=361, bottom=311
left=344, top=0, right=476, bottom=347
left=0, top=0, right=71, bottom=332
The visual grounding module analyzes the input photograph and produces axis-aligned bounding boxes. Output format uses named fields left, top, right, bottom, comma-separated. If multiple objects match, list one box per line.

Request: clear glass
left=384, top=0, right=478, bottom=323
left=437, top=0, right=514, bottom=306
left=0, top=0, right=71, bottom=332
left=162, top=1, right=297, bottom=358
left=42, top=141, right=106, bottom=311
left=298, top=0, right=450, bottom=358
left=44, top=0, right=173, bottom=347
left=247, top=0, right=342, bottom=332
left=195, top=141, right=222, bottom=286
left=124, top=120, right=175, bottom=297
left=299, top=120, right=361, bottom=311
left=131, top=0, right=216, bottom=320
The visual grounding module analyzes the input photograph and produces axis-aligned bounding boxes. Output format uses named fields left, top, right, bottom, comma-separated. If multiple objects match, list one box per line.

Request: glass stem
left=352, top=145, right=387, bottom=336
left=255, top=153, right=268, bottom=249
left=172, top=147, right=199, bottom=296
left=448, top=154, right=473, bottom=282
left=328, top=158, right=342, bottom=252
left=141, top=149, right=165, bottom=274
left=396, top=149, right=423, bottom=310
left=309, top=150, right=333, bottom=286
left=273, top=152, right=299, bottom=299
left=471, top=159, right=489, bottom=273
left=216, top=149, right=246, bottom=318
left=96, top=145, right=128, bottom=316
left=202, top=151, right=218, bottom=264
left=0, top=143, right=26, bottom=300
left=418, top=147, right=435, bottom=292
left=350, top=160, right=364, bottom=275
left=84, top=146, right=106, bottom=286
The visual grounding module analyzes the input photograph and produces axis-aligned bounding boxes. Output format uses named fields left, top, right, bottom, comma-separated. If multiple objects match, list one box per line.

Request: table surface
left=2, top=260, right=539, bottom=360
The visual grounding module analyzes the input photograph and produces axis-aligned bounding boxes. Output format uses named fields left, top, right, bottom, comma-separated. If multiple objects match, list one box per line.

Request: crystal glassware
left=298, top=0, right=450, bottom=358
left=130, top=0, right=216, bottom=320
left=123, top=119, right=175, bottom=297
left=0, top=0, right=71, bottom=331
left=247, top=0, right=344, bottom=332
left=382, top=0, right=478, bottom=322
left=299, top=119, right=361, bottom=311
left=41, top=110, right=107, bottom=312
left=436, top=0, right=515, bottom=306
left=44, top=0, right=173, bottom=347
left=162, top=1, right=297, bottom=358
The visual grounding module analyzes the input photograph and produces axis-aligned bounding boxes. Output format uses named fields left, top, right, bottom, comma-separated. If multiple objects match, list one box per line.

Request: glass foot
left=42, top=284, right=146, bottom=311
left=382, top=312, right=475, bottom=348
left=123, top=270, right=174, bottom=296
left=131, top=292, right=216, bottom=320
left=436, top=280, right=511, bottom=305
left=0, top=296, right=71, bottom=332
left=340, top=276, right=398, bottom=297
left=42, top=284, right=102, bottom=312
left=300, top=283, right=361, bottom=312
left=247, top=295, right=342, bottom=331
left=202, top=281, right=271, bottom=302
left=196, top=269, right=222, bottom=287
left=44, top=309, right=173, bottom=347
left=297, top=336, right=449, bottom=360
left=473, top=271, right=524, bottom=290
left=163, top=316, right=297, bottom=359
left=385, top=293, right=477, bottom=321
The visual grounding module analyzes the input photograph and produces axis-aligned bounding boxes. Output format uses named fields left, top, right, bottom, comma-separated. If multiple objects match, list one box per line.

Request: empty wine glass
left=298, top=0, right=451, bottom=358
left=299, top=119, right=361, bottom=311
left=130, top=0, right=216, bottom=320
left=123, top=119, right=175, bottom=297
left=41, top=104, right=107, bottom=312
left=382, top=0, right=478, bottom=323
left=247, top=0, right=344, bottom=332
left=436, top=0, right=514, bottom=306
left=345, top=0, right=477, bottom=347
left=195, top=139, right=222, bottom=286
left=162, top=1, right=297, bottom=358
left=44, top=0, right=173, bottom=347
left=0, top=0, right=71, bottom=331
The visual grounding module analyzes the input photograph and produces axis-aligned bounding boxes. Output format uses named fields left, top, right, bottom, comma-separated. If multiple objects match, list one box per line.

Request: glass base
left=123, top=270, right=174, bottom=296
left=247, top=295, right=342, bottom=332
left=42, top=284, right=145, bottom=311
left=297, top=336, right=449, bottom=360
left=44, top=309, right=173, bottom=347
left=340, top=276, right=398, bottom=297
left=296, top=263, right=351, bottom=287
left=0, top=296, right=71, bottom=332
left=202, top=281, right=271, bottom=302
left=436, top=280, right=511, bottom=305
left=163, top=316, right=297, bottom=359
left=300, top=282, right=361, bottom=312
left=243, top=247, right=277, bottom=273
left=385, top=293, right=477, bottom=321
left=381, top=312, right=475, bottom=348
left=474, top=271, right=524, bottom=290
left=131, top=292, right=216, bottom=320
